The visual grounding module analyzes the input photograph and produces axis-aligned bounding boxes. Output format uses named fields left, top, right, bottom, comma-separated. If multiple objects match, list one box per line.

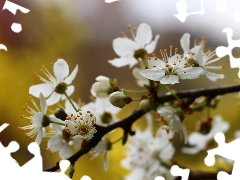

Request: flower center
left=62, top=129, right=72, bottom=142
left=55, top=82, right=67, bottom=94
left=42, top=115, right=51, bottom=127
left=134, top=48, right=147, bottom=60
left=79, top=126, right=89, bottom=135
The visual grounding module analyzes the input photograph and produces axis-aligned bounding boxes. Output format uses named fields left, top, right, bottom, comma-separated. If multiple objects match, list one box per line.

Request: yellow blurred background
left=1, top=0, right=240, bottom=179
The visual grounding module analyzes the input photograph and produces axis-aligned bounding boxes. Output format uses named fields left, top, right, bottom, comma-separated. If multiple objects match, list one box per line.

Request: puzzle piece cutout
left=215, top=28, right=240, bottom=78
left=170, top=165, right=190, bottom=180
left=0, top=124, right=72, bottom=180
left=204, top=132, right=240, bottom=179
left=154, top=176, right=165, bottom=180
left=2, top=0, right=30, bottom=33
left=175, top=0, right=226, bottom=22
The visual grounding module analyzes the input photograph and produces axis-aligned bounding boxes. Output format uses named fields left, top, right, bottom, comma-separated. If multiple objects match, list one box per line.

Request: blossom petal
left=54, top=59, right=69, bottom=82
left=178, top=67, right=203, bottom=79
left=160, top=75, right=179, bottom=84
left=72, top=136, right=83, bottom=149
left=108, top=57, right=138, bottom=68
left=192, top=46, right=204, bottom=65
left=48, top=134, right=64, bottom=151
left=135, top=23, right=152, bottom=47
left=113, top=38, right=136, bottom=57
left=140, top=69, right=165, bottom=81
left=205, top=71, right=224, bottom=81
left=46, top=92, right=61, bottom=106
left=180, top=33, right=190, bottom=53
left=39, top=93, right=47, bottom=113
left=51, top=124, right=63, bottom=133
left=59, top=144, right=73, bottom=159
left=29, top=83, right=54, bottom=98
left=145, top=34, right=160, bottom=54
left=33, top=112, right=44, bottom=127
left=35, top=128, right=43, bottom=145
left=64, top=64, right=78, bottom=84
left=103, top=151, right=108, bottom=171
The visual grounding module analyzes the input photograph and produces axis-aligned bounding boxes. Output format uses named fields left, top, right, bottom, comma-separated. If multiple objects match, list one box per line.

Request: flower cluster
left=19, top=23, right=237, bottom=180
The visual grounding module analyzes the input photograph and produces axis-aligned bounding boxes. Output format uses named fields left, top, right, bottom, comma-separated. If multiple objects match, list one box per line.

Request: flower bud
left=109, top=91, right=131, bottom=108
left=54, top=108, right=68, bottom=121
left=91, top=76, right=111, bottom=98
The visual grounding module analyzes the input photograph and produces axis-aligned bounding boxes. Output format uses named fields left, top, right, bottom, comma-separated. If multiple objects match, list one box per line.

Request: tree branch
left=44, top=84, right=240, bottom=179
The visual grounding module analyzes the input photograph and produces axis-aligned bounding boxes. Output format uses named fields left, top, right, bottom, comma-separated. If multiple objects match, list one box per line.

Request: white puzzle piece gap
left=175, top=0, right=226, bottom=22
left=170, top=165, right=190, bottom=180
left=216, top=28, right=240, bottom=78
left=204, top=132, right=240, bottom=180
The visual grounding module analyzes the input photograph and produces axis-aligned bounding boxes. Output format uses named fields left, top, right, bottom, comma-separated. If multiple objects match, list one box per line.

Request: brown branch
left=44, top=84, right=240, bottom=179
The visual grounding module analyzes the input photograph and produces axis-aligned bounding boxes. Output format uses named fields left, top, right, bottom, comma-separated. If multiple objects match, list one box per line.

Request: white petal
left=140, top=69, right=165, bottom=81
left=96, top=75, right=109, bottom=81
left=65, top=99, right=79, bottom=114
left=108, top=57, right=138, bottom=68
left=178, top=67, right=203, bottom=79
left=29, top=83, right=54, bottom=98
left=64, top=64, right=78, bottom=84
left=48, top=135, right=64, bottom=151
left=135, top=23, right=152, bottom=47
left=39, top=93, right=47, bottom=113
left=205, top=71, right=224, bottom=81
left=192, top=46, right=204, bottom=65
left=145, top=34, right=160, bottom=54
left=59, top=143, right=73, bottom=159
left=33, top=112, right=44, bottom=127
left=180, top=33, right=190, bottom=53
left=148, top=58, right=165, bottom=68
left=160, top=75, right=179, bottom=84
left=46, top=92, right=61, bottom=106
left=71, top=136, right=83, bottom=149
left=51, top=123, right=63, bottom=132
left=0, top=44, right=7, bottom=51
left=35, top=128, right=43, bottom=145
left=54, top=59, right=69, bottom=82
left=51, top=116, right=65, bottom=124
left=113, top=38, right=136, bottom=57
left=103, top=151, right=108, bottom=171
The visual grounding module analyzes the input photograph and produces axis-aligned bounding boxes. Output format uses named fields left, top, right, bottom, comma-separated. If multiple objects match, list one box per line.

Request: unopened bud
left=109, top=91, right=131, bottom=108
left=54, top=108, right=68, bottom=121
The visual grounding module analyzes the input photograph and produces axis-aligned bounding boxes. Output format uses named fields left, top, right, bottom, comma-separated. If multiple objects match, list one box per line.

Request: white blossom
left=19, top=93, right=62, bottom=145
left=65, top=110, right=97, bottom=140
left=29, top=59, right=78, bottom=106
left=180, top=33, right=224, bottom=81
left=122, top=126, right=175, bottom=180
left=91, top=76, right=111, bottom=98
left=108, top=23, right=160, bottom=68
left=156, top=106, right=188, bottom=144
left=47, top=124, right=82, bottom=159
left=89, top=137, right=110, bottom=171
left=140, top=54, right=203, bottom=84
left=182, top=115, right=229, bottom=154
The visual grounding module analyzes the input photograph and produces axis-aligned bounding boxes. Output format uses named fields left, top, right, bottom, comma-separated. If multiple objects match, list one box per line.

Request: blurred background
left=1, top=0, right=240, bottom=179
